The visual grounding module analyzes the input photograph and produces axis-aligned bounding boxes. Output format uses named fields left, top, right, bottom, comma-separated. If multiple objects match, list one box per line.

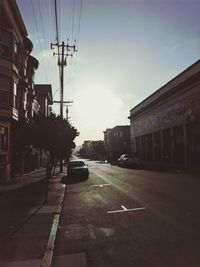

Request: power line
left=71, top=0, right=75, bottom=42
left=46, top=0, right=54, bottom=40
left=66, top=0, right=82, bottom=94
left=58, top=0, right=61, bottom=40
left=54, top=0, right=60, bottom=44
left=49, top=1, right=58, bottom=93
left=30, top=0, right=49, bottom=83
left=37, top=0, right=51, bottom=80
left=76, top=0, right=83, bottom=48
left=30, top=0, right=42, bottom=52
left=50, top=0, right=56, bottom=42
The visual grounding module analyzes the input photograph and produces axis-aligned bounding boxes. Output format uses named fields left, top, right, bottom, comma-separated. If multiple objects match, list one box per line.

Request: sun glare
left=72, top=85, right=123, bottom=128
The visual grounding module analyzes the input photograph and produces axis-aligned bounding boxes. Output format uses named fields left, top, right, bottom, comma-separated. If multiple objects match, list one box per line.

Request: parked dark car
left=117, top=154, right=140, bottom=168
left=67, top=160, right=89, bottom=179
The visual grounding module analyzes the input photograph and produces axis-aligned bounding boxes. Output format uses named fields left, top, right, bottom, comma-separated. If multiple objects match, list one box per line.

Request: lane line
left=91, top=183, right=110, bottom=188
left=107, top=207, right=146, bottom=214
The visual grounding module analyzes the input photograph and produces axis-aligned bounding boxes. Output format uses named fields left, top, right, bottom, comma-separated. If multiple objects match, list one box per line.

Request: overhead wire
left=76, top=0, right=83, bottom=49
left=49, top=0, right=83, bottom=107
left=50, top=0, right=56, bottom=42
left=58, top=0, right=61, bottom=41
left=53, top=0, right=64, bottom=105
left=71, top=0, right=75, bottom=42
left=49, top=0, right=59, bottom=94
left=37, top=0, right=52, bottom=81
left=47, top=0, right=59, bottom=93
left=69, top=0, right=83, bottom=93
left=54, top=0, right=60, bottom=44
left=30, top=0, right=49, bottom=83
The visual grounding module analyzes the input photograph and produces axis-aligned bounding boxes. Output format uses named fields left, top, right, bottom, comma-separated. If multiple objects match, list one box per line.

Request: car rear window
left=69, top=161, right=85, bottom=167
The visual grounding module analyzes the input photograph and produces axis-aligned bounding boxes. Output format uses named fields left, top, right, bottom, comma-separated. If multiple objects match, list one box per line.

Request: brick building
left=129, top=60, right=200, bottom=171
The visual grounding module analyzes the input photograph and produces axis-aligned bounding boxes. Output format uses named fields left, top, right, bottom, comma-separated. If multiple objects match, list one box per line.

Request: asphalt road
left=52, top=160, right=200, bottom=267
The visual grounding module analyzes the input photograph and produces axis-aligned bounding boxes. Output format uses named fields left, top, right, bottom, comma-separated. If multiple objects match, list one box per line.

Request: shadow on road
left=61, top=175, right=89, bottom=185
left=0, top=179, right=47, bottom=241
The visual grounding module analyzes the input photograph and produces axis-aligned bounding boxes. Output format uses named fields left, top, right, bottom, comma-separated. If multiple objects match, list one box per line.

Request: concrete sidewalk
left=0, top=169, right=66, bottom=267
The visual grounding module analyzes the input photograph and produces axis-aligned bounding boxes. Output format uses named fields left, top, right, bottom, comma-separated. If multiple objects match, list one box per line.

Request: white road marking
left=90, top=170, right=147, bottom=215
left=91, top=183, right=110, bottom=188
left=107, top=206, right=146, bottom=214
left=90, top=171, right=122, bottom=190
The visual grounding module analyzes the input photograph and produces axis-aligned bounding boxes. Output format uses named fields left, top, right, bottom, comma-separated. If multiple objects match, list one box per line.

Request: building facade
left=0, top=0, right=53, bottom=184
left=0, top=0, right=36, bottom=183
left=129, top=60, right=200, bottom=171
left=35, top=84, right=53, bottom=116
left=104, top=125, right=131, bottom=161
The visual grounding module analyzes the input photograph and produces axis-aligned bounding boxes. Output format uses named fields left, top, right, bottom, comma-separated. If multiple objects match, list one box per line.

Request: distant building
left=104, top=125, right=131, bottom=161
left=35, top=84, right=53, bottom=116
left=82, top=140, right=92, bottom=152
left=103, top=128, right=112, bottom=159
left=129, top=59, right=200, bottom=171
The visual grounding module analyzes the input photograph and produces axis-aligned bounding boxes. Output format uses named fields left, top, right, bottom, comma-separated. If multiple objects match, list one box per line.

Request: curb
left=40, top=183, right=66, bottom=267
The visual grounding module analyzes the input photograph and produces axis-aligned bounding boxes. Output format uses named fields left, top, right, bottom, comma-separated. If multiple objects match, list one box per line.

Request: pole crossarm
left=53, top=100, right=73, bottom=104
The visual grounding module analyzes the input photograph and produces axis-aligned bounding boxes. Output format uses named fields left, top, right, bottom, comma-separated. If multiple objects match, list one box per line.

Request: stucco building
left=129, top=60, right=200, bottom=171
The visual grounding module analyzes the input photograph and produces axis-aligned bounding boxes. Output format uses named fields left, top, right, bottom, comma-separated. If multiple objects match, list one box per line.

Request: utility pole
left=51, top=41, right=77, bottom=172
left=54, top=100, right=73, bottom=121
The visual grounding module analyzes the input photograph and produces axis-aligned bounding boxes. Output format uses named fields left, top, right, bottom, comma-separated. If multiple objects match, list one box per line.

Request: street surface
left=52, top=160, right=200, bottom=267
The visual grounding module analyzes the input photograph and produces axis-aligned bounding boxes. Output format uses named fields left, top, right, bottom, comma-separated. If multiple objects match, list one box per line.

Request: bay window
left=0, top=29, right=12, bottom=59
left=0, top=74, right=11, bottom=105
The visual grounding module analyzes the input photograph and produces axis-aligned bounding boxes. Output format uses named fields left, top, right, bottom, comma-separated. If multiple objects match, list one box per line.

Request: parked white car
left=117, top=154, right=140, bottom=168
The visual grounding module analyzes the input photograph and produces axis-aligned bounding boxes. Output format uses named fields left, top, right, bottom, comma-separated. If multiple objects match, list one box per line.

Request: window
left=141, top=135, right=146, bottom=160
left=147, top=134, right=153, bottom=160
left=0, top=74, right=11, bottom=105
left=0, top=125, right=8, bottom=152
left=0, top=29, right=12, bottom=59
left=13, top=82, right=18, bottom=108
left=135, top=137, right=140, bottom=158
left=154, top=131, right=161, bottom=161
left=162, top=128, right=171, bottom=162
left=14, top=40, right=17, bottom=54
left=23, top=57, right=27, bottom=76
left=13, top=39, right=18, bottom=63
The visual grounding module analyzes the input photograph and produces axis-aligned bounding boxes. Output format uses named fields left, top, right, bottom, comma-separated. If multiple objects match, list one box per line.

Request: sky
left=16, top=0, right=200, bottom=146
